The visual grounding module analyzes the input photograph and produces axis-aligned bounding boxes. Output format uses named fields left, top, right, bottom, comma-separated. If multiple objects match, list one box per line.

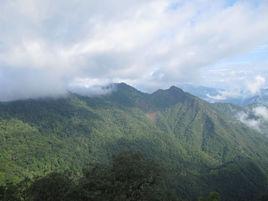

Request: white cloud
left=253, top=106, right=268, bottom=121
left=205, top=74, right=268, bottom=101
left=247, top=75, right=266, bottom=95
left=0, top=0, right=268, bottom=100
left=237, top=111, right=261, bottom=131
left=207, top=89, right=242, bottom=101
left=68, top=78, right=115, bottom=96
left=237, top=106, right=268, bottom=132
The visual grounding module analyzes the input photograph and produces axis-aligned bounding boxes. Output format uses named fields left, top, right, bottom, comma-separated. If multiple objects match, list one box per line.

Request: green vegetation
left=0, top=151, right=220, bottom=201
left=0, top=83, right=268, bottom=201
left=198, top=192, right=220, bottom=201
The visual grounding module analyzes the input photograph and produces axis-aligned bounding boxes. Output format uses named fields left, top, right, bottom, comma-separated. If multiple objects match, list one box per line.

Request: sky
left=0, top=0, right=268, bottom=101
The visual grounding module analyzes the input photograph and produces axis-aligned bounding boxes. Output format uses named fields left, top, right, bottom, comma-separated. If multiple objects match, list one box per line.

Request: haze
left=0, top=0, right=268, bottom=101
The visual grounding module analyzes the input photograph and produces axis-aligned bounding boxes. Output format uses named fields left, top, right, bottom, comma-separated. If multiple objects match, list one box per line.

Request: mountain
left=1, top=83, right=268, bottom=201
left=179, top=84, right=268, bottom=106
left=178, top=84, right=247, bottom=105
left=178, top=84, right=222, bottom=102
left=243, top=89, right=268, bottom=106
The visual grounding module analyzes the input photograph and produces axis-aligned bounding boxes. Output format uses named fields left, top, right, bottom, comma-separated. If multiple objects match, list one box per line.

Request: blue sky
left=0, top=0, right=268, bottom=101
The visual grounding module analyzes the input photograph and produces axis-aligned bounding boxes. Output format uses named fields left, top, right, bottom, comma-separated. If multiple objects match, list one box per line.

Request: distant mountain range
left=0, top=83, right=268, bottom=201
left=177, top=84, right=221, bottom=102
left=180, top=84, right=268, bottom=106
left=242, top=89, right=268, bottom=106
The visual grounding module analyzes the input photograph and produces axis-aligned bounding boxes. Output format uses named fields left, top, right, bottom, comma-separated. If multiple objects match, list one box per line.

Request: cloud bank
left=237, top=106, right=268, bottom=131
left=253, top=106, right=268, bottom=121
left=206, top=75, right=267, bottom=101
left=207, top=89, right=242, bottom=101
left=247, top=75, right=266, bottom=95
left=237, top=111, right=261, bottom=131
left=0, top=0, right=268, bottom=101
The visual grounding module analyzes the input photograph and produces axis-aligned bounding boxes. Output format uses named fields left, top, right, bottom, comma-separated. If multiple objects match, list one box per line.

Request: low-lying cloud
left=237, top=111, right=261, bottom=131
left=237, top=106, right=268, bottom=132
left=253, top=106, right=268, bottom=121
left=0, top=0, right=268, bottom=101
left=247, top=75, right=266, bottom=95
left=206, top=75, right=267, bottom=101
left=68, top=78, right=116, bottom=97
left=207, top=90, right=242, bottom=101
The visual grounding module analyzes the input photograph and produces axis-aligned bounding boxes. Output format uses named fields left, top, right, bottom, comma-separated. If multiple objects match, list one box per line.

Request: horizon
left=2, top=2, right=268, bottom=199
left=0, top=81, right=265, bottom=103
left=0, top=0, right=268, bottom=101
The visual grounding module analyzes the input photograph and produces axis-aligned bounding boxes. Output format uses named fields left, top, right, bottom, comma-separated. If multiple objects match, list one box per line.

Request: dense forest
left=0, top=151, right=227, bottom=201
left=1, top=83, right=268, bottom=201
left=1, top=152, right=268, bottom=201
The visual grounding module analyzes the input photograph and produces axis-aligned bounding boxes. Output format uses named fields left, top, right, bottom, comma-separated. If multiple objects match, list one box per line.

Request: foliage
left=198, top=192, right=220, bottom=201
left=0, top=83, right=268, bottom=201
left=0, top=152, right=179, bottom=201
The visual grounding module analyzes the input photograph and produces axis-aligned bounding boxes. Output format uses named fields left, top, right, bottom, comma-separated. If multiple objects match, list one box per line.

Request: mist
left=0, top=0, right=268, bottom=101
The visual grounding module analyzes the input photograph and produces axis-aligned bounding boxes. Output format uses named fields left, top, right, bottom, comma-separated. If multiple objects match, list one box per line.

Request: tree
left=111, top=151, right=168, bottom=201
left=198, top=192, right=220, bottom=201
left=68, top=151, right=178, bottom=201
left=28, top=173, right=73, bottom=201
left=258, top=192, right=268, bottom=201
left=0, top=183, right=21, bottom=201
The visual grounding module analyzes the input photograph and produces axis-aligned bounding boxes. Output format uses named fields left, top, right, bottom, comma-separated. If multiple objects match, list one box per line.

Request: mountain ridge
left=0, top=83, right=268, bottom=201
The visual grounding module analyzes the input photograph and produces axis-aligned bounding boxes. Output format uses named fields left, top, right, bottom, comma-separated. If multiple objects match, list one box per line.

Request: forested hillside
left=1, top=83, right=268, bottom=201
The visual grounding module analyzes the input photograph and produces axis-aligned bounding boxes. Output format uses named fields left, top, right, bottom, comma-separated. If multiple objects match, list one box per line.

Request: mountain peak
left=115, top=82, right=140, bottom=92
left=168, top=85, right=184, bottom=93
left=169, top=85, right=179, bottom=90
left=116, top=82, right=131, bottom=88
left=152, top=85, right=185, bottom=97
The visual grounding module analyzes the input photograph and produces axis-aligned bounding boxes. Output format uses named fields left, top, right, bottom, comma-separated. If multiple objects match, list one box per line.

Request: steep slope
left=213, top=102, right=268, bottom=136
left=0, top=83, right=268, bottom=200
